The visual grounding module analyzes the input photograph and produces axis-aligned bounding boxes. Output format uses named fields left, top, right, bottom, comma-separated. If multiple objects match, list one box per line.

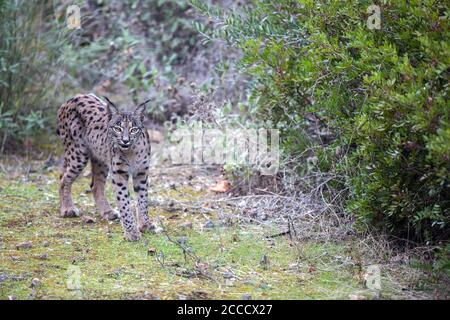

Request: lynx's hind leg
left=91, top=158, right=118, bottom=220
left=59, top=140, right=89, bottom=217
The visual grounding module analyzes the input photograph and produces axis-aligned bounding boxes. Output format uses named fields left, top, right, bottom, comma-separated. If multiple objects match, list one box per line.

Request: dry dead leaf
left=308, top=266, right=317, bottom=273
left=195, top=262, right=209, bottom=273
left=209, top=179, right=230, bottom=193
left=147, top=129, right=164, bottom=143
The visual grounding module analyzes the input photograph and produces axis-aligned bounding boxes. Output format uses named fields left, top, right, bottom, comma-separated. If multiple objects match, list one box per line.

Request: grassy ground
left=0, top=155, right=448, bottom=300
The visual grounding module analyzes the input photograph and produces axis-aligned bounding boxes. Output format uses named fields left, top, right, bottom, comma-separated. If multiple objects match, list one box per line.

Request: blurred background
left=0, top=0, right=248, bottom=153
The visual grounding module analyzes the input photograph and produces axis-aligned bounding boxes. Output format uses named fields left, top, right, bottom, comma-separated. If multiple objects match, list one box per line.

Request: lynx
left=57, top=93, right=153, bottom=241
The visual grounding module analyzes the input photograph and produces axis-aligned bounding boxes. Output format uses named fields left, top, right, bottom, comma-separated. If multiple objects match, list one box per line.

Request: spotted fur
left=57, top=93, right=153, bottom=241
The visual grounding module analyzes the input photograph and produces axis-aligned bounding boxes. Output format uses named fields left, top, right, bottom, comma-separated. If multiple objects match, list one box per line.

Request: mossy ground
left=0, top=156, right=447, bottom=300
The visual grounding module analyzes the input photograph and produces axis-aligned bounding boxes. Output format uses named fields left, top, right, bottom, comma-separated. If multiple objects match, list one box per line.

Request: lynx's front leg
left=111, top=158, right=140, bottom=241
left=133, top=170, right=153, bottom=233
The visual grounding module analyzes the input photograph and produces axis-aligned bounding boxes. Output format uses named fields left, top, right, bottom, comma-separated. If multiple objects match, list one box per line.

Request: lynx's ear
left=134, top=98, right=151, bottom=118
left=103, top=96, right=119, bottom=116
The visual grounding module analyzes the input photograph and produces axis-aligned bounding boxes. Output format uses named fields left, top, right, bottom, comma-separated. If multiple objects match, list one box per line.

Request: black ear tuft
left=135, top=98, right=151, bottom=117
left=103, top=96, right=119, bottom=116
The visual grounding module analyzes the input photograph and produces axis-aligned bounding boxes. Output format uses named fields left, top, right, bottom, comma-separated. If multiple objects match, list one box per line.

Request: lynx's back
left=57, top=93, right=111, bottom=164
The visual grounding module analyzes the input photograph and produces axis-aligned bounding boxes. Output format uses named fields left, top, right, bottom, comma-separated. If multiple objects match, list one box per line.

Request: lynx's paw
left=101, top=209, right=119, bottom=221
left=124, top=229, right=141, bottom=241
left=60, top=207, right=80, bottom=218
left=138, top=220, right=157, bottom=233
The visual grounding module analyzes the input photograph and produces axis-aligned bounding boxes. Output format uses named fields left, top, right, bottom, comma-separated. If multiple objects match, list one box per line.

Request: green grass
left=0, top=164, right=446, bottom=299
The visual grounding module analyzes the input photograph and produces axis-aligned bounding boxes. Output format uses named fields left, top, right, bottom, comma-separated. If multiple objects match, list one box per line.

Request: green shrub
left=0, top=0, right=68, bottom=151
left=192, top=0, right=450, bottom=242
left=0, top=0, right=204, bottom=150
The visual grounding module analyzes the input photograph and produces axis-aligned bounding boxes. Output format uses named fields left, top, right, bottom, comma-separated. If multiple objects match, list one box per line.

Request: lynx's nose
left=121, top=141, right=130, bottom=148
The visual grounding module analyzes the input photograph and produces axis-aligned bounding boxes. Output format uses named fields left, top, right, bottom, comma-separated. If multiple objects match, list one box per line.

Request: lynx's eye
left=130, top=127, right=140, bottom=134
left=112, top=126, right=123, bottom=133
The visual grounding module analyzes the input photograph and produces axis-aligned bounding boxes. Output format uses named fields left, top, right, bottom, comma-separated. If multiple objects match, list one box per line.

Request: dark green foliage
left=0, top=0, right=68, bottom=151
left=63, top=0, right=202, bottom=108
left=0, top=0, right=205, bottom=149
left=192, top=0, right=450, bottom=242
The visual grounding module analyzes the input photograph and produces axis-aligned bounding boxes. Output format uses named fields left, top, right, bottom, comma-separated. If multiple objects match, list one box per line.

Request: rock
left=222, top=271, right=234, bottom=279
left=0, top=272, right=9, bottom=283
left=16, top=241, right=33, bottom=250
left=81, top=215, right=96, bottom=224
left=31, top=278, right=41, bottom=288
left=203, top=220, right=215, bottom=229
left=241, top=293, right=252, bottom=300
left=288, top=263, right=298, bottom=270
left=177, top=294, right=187, bottom=300
left=8, top=295, right=17, bottom=300
left=147, top=247, right=157, bottom=256
left=179, top=222, right=193, bottom=229
left=35, top=253, right=48, bottom=260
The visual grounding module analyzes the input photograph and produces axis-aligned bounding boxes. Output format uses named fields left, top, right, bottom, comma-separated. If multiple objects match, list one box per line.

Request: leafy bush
left=0, top=0, right=68, bottom=151
left=192, top=0, right=450, bottom=242
left=0, top=0, right=244, bottom=150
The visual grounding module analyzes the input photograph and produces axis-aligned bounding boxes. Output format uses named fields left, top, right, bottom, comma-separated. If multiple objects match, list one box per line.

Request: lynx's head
left=103, top=96, right=150, bottom=151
